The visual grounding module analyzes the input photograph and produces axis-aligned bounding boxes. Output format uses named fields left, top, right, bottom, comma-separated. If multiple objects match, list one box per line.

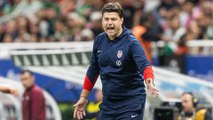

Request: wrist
left=80, top=89, right=90, bottom=100
left=80, top=95, right=88, bottom=99
left=145, top=78, right=154, bottom=86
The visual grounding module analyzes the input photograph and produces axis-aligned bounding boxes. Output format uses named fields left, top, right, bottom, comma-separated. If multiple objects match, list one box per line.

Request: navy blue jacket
left=85, top=26, right=150, bottom=102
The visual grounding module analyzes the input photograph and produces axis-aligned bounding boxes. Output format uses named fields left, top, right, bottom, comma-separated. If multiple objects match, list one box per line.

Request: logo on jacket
left=117, top=50, right=123, bottom=58
left=97, top=50, right=102, bottom=53
left=116, top=60, right=122, bottom=67
left=131, top=114, right=138, bottom=118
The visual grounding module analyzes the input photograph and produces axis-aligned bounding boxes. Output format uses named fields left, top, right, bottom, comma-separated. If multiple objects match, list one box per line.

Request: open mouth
left=106, top=26, right=115, bottom=33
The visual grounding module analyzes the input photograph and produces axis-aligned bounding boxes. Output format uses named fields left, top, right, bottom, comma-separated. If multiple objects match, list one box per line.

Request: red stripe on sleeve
left=143, top=66, right=154, bottom=80
left=83, top=74, right=99, bottom=91
left=83, top=75, right=93, bottom=91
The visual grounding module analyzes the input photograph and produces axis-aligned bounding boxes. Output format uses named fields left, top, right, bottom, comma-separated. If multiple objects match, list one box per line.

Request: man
left=20, top=70, right=46, bottom=120
left=0, top=84, right=18, bottom=95
left=73, top=2, right=159, bottom=120
left=178, top=92, right=212, bottom=120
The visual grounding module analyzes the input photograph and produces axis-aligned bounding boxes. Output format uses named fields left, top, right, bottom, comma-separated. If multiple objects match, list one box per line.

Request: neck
left=26, top=84, right=34, bottom=90
left=109, top=26, right=123, bottom=40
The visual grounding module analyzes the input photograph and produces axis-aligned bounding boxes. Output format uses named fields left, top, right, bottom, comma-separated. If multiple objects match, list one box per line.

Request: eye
left=111, top=18, right=117, bottom=21
left=103, top=18, right=109, bottom=21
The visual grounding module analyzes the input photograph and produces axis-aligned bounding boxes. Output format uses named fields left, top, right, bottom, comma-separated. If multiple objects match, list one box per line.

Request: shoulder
left=196, top=109, right=207, bottom=119
left=130, top=35, right=139, bottom=42
left=124, top=31, right=139, bottom=43
left=31, top=85, right=43, bottom=94
left=94, top=32, right=106, bottom=42
left=30, top=86, right=45, bottom=99
left=126, top=33, right=141, bottom=47
left=196, top=109, right=207, bottom=114
left=93, top=32, right=106, bottom=48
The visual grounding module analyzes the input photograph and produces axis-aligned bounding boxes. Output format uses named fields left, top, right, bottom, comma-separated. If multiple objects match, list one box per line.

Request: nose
left=107, top=21, right=113, bottom=26
left=108, top=23, right=113, bottom=27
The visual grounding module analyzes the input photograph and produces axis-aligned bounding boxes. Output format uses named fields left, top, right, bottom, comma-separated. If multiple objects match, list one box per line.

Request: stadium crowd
left=0, top=0, right=212, bottom=55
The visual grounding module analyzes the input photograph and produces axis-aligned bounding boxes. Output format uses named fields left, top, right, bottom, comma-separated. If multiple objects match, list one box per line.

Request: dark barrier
left=154, top=107, right=179, bottom=120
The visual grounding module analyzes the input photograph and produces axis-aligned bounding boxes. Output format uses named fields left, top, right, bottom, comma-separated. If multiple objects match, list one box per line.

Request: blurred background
left=0, top=0, right=212, bottom=120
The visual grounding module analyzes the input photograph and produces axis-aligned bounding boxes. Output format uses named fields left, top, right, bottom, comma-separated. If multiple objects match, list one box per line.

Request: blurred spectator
left=20, top=70, right=46, bottom=120
left=158, top=0, right=177, bottom=10
left=120, top=0, right=136, bottom=29
left=0, top=0, right=212, bottom=59
left=59, top=0, right=76, bottom=16
left=120, top=0, right=146, bottom=29
left=132, top=12, right=164, bottom=62
left=6, top=20, right=17, bottom=39
left=201, top=1, right=213, bottom=17
left=53, top=20, right=66, bottom=41
left=206, top=22, right=213, bottom=39
left=3, top=34, right=13, bottom=42
left=1, top=0, right=21, bottom=15
left=90, top=0, right=105, bottom=12
left=178, top=92, right=212, bottom=120
left=0, top=25, right=4, bottom=42
left=89, top=11, right=102, bottom=37
left=80, top=28, right=94, bottom=41
left=76, top=0, right=92, bottom=21
left=175, top=34, right=189, bottom=55
left=168, top=15, right=186, bottom=42
left=65, top=12, right=86, bottom=41
left=141, top=12, right=164, bottom=42
left=179, top=1, right=196, bottom=28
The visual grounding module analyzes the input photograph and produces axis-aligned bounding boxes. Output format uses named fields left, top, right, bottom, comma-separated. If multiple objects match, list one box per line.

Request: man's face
left=102, top=12, right=123, bottom=39
left=21, top=72, right=34, bottom=89
left=181, top=94, right=194, bottom=112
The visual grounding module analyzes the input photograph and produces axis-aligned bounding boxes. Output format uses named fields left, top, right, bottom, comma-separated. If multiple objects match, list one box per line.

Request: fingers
left=73, top=108, right=86, bottom=120
left=9, top=87, right=19, bottom=96
left=83, top=110, right=86, bottom=116
left=152, top=90, right=159, bottom=97
left=73, top=98, right=88, bottom=119
left=73, top=106, right=77, bottom=119
left=148, top=87, right=160, bottom=97
left=73, top=102, right=79, bottom=107
left=77, top=110, right=81, bottom=119
left=152, top=88, right=160, bottom=97
left=73, top=105, right=86, bottom=120
left=12, top=90, right=19, bottom=96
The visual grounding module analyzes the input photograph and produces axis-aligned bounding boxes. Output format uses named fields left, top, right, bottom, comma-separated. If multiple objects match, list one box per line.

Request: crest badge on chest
left=117, top=50, right=123, bottom=59
left=116, top=50, right=123, bottom=67
left=116, top=60, right=122, bottom=67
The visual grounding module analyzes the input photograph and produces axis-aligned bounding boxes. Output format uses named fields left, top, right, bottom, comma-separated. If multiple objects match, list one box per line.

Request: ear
left=121, top=17, right=124, bottom=24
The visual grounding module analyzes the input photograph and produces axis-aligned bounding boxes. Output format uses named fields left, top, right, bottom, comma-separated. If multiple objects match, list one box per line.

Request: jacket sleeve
left=129, top=38, right=154, bottom=80
left=130, top=38, right=150, bottom=72
left=83, top=38, right=100, bottom=91
left=31, top=89, right=46, bottom=120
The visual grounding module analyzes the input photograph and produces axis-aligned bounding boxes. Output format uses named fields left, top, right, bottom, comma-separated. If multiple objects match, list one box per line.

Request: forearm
left=143, top=66, right=155, bottom=86
left=145, top=78, right=154, bottom=87
left=144, top=67, right=159, bottom=97
left=83, top=70, right=99, bottom=91
left=80, top=89, right=90, bottom=99
left=0, top=86, right=10, bottom=93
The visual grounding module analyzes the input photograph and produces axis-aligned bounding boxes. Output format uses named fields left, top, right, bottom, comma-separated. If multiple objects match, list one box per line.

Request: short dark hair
left=20, top=70, right=34, bottom=76
left=102, top=2, right=123, bottom=18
